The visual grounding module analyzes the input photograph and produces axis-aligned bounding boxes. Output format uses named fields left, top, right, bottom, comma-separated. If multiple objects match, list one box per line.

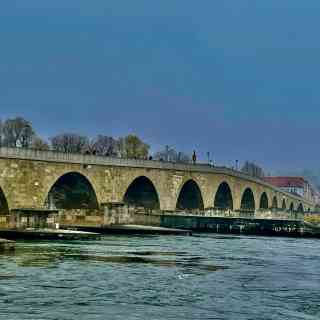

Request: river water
left=0, top=234, right=319, bottom=320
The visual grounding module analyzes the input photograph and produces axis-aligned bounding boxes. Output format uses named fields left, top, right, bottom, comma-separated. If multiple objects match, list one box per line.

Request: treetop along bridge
left=0, top=147, right=314, bottom=227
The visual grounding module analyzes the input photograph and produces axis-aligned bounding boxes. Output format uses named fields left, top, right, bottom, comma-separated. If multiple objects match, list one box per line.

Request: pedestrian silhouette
left=192, top=151, right=197, bottom=164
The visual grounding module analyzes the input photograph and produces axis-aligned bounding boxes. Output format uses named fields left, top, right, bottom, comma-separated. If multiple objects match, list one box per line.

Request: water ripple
left=0, top=234, right=319, bottom=320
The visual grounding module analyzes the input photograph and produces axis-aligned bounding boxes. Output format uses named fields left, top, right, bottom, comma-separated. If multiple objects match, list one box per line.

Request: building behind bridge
left=264, top=176, right=320, bottom=204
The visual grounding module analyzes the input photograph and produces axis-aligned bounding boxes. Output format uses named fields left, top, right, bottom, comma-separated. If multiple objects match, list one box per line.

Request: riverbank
left=61, top=224, right=192, bottom=236
left=0, top=228, right=100, bottom=241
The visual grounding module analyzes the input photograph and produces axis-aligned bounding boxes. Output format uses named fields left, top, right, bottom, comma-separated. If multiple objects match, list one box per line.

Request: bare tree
left=2, top=117, right=35, bottom=148
left=32, top=136, right=49, bottom=151
left=118, top=134, right=149, bottom=159
left=154, top=146, right=190, bottom=163
left=50, top=133, right=89, bottom=153
left=86, top=135, right=119, bottom=156
left=241, top=161, right=265, bottom=178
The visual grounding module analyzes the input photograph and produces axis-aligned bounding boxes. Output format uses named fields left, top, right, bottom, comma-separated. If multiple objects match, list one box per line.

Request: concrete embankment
left=157, top=214, right=305, bottom=237
left=61, top=224, right=192, bottom=236
left=62, top=213, right=306, bottom=237
left=0, top=229, right=101, bottom=241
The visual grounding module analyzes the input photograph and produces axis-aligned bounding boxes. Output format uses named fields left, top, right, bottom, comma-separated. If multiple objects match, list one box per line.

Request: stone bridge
left=0, top=147, right=314, bottom=226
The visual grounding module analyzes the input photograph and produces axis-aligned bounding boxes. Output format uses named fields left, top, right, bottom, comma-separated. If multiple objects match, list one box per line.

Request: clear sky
left=1, top=1, right=320, bottom=173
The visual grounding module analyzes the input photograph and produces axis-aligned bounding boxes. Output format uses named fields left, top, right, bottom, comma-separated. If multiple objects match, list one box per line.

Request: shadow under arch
left=45, top=172, right=99, bottom=209
left=123, top=176, right=160, bottom=209
left=271, top=196, right=278, bottom=209
left=214, top=182, right=233, bottom=210
left=240, top=188, right=255, bottom=211
left=289, top=202, right=295, bottom=212
left=176, top=179, right=204, bottom=211
left=259, top=192, right=269, bottom=210
left=297, top=203, right=304, bottom=213
left=282, top=199, right=287, bottom=211
left=0, top=187, right=9, bottom=214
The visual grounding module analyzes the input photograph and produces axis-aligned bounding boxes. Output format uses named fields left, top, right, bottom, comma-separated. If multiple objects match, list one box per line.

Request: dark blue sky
left=1, top=1, right=320, bottom=173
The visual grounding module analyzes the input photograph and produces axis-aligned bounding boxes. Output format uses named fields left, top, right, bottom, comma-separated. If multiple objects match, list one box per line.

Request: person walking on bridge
left=192, top=151, right=197, bottom=164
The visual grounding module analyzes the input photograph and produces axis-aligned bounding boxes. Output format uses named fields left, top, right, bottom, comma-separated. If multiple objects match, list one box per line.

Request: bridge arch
left=123, top=176, right=160, bottom=209
left=289, top=202, right=295, bottom=212
left=297, top=203, right=304, bottom=213
left=45, top=172, right=99, bottom=209
left=214, top=182, right=233, bottom=210
left=271, top=196, right=278, bottom=210
left=259, top=192, right=269, bottom=210
left=0, top=186, right=9, bottom=214
left=281, top=198, right=287, bottom=211
left=176, top=179, right=204, bottom=211
left=240, top=188, right=255, bottom=212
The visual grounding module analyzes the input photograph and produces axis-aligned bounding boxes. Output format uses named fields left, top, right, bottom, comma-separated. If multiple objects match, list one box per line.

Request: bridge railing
left=0, top=147, right=260, bottom=179
left=0, top=146, right=210, bottom=171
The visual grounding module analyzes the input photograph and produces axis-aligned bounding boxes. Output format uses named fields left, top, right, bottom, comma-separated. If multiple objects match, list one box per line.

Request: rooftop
left=264, top=177, right=306, bottom=188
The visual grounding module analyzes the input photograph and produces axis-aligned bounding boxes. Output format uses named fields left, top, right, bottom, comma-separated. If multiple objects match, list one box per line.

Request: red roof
left=264, top=177, right=306, bottom=188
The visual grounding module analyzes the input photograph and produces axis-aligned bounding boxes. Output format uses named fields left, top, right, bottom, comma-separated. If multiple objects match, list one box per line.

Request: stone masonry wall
left=0, top=149, right=314, bottom=225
